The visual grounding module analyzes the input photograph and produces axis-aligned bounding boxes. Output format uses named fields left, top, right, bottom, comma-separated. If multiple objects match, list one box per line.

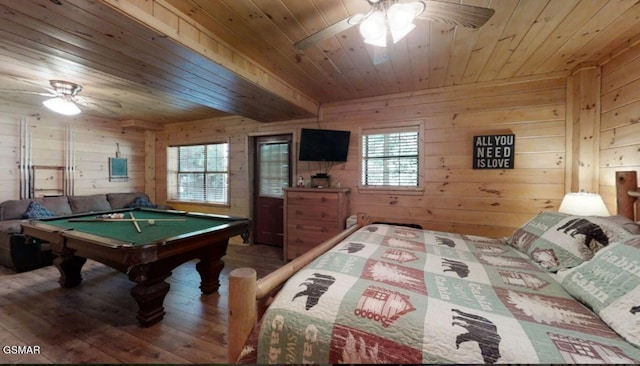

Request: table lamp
left=558, top=192, right=610, bottom=216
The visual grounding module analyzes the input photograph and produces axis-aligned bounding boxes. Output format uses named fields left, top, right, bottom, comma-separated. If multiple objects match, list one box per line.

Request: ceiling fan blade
left=293, top=16, right=358, bottom=50
left=0, top=89, right=56, bottom=97
left=75, top=95, right=122, bottom=109
left=416, top=0, right=495, bottom=29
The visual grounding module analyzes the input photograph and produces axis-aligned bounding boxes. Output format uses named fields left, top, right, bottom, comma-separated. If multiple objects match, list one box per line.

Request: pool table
left=21, top=208, right=250, bottom=327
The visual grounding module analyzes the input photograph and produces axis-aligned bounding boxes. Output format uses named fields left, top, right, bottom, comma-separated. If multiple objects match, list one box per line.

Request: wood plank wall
left=599, top=42, right=640, bottom=209
left=0, top=102, right=145, bottom=203
left=157, top=74, right=568, bottom=238
left=3, top=43, right=639, bottom=238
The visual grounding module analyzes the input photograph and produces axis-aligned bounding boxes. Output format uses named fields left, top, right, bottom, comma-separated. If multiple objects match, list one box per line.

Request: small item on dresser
left=297, top=176, right=305, bottom=187
left=311, top=174, right=330, bottom=188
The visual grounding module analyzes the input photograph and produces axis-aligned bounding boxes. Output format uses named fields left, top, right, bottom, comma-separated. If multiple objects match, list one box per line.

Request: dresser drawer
left=287, top=204, right=338, bottom=222
left=287, top=221, right=339, bottom=236
left=286, top=231, right=337, bottom=260
left=286, top=191, right=339, bottom=206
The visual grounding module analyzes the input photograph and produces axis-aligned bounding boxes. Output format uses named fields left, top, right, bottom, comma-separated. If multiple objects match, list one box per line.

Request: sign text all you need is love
left=473, top=134, right=515, bottom=169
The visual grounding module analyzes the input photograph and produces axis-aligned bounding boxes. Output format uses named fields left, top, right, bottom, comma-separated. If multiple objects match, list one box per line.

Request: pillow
left=22, top=201, right=55, bottom=219
left=557, top=236, right=640, bottom=348
left=601, top=215, right=640, bottom=235
left=508, top=212, right=633, bottom=271
left=127, top=196, right=157, bottom=208
left=107, top=192, right=149, bottom=209
left=38, top=196, right=73, bottom=216
left=68, top=194, right=111, bottom=213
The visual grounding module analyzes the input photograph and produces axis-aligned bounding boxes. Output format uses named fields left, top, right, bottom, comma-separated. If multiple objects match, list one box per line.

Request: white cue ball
left=148, top=219, right=155, bottom=225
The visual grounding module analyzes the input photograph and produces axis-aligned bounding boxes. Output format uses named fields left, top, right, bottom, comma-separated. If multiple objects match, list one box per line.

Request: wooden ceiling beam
left=120, top=119, right=165, bottom=131
left=100, top=0, right=319, bottom=121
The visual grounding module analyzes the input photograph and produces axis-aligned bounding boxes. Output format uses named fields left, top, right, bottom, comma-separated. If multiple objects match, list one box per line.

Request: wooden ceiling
left=0, top=0, right=639, bottom=124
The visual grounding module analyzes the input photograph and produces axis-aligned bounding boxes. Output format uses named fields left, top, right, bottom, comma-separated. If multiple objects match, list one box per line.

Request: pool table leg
left=54, top=247, right=87, bottom=288
left=128, top=266, right=171, bottom=327
left=196, top=247, right=226, bottom=294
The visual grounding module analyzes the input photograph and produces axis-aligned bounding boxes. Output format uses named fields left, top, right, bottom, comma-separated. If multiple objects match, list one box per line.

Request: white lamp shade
left=558, top=192, right=610, bottom=216
left=42, top=97, right=81, bottom=116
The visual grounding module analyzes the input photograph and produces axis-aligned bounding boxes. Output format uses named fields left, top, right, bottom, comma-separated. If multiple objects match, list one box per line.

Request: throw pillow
left=601, top=215, right=640, bottom=235
left=22, top=201, right=55, bottom=219
left=557, top=236, right=640, bottom=348
left=508, top=212, right=633, bottom=271
left=128, top=196, right=157, bottom=208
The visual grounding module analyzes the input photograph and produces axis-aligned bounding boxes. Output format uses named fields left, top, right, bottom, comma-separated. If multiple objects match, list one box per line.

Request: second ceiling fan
left=293, top=0, right=495, bottom=51
left=0, top=79, right=122, bottom=116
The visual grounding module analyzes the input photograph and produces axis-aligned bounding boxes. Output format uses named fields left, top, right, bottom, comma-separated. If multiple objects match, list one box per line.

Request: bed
left=228, top=171, right=640, bottom=363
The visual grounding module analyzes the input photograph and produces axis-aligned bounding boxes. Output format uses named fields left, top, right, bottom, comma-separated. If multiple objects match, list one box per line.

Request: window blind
left=259, top=142, right=289, bottom=198
left=362, top=129, right=419, bottom=186
left=167, top=143, right=229, bottom=204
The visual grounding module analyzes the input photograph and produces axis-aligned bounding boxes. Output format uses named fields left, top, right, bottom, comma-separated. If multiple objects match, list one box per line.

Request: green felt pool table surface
left=37, top=209, right=238, bottom=246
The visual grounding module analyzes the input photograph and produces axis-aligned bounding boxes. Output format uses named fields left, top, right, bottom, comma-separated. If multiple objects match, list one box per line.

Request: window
left=257, top=137, right=291, bottom=198
left=167, top=143, right=229, bottom=205
left=361, top=125, right=420, bottom=187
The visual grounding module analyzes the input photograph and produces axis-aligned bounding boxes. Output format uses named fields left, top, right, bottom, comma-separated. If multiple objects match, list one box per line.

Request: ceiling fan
left=0, top=79, right=122, bottom=116
left=293, top=0, right=495, bottom=51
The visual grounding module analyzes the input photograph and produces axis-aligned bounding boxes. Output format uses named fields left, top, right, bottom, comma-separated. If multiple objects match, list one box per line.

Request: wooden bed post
left=616, top=171, right=638, bottom=220
left=228, top=267, right=257, bottom=364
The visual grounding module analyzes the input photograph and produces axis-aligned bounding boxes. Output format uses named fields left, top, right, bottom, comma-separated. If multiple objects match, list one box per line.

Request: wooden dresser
left=283, top=187, right=351, bottom=261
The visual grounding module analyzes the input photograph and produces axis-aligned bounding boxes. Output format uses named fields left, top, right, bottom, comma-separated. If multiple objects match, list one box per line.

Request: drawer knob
left=321, top=197, right=327, bottom=202
left=295, top=238, right=303, bottom=244
left=296, top=224, right=302, bottom=229
left=320, top=212, right=327, bottom=218
left=295, top=210, right=303, bottom=216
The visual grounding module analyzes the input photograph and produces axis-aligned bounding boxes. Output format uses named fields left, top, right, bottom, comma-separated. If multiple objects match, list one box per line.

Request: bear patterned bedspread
left=240, top=224, right=640, bottom=364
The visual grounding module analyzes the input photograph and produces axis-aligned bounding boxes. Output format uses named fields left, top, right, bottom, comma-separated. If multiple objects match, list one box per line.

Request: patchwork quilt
left=241, top=224, right=640, bottom=364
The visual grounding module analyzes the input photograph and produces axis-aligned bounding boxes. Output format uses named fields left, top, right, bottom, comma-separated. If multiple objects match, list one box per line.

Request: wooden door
left=253, top=135, right=292, bottom=246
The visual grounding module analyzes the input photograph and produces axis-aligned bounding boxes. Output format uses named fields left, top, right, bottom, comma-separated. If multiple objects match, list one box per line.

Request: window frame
left=358, top=121, right=424, bottom=195
left=166, top=141, right=230, bottom=206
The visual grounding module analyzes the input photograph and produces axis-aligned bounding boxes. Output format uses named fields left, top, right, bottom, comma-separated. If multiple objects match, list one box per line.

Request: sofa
left=0, top=192, right=156, bottom=272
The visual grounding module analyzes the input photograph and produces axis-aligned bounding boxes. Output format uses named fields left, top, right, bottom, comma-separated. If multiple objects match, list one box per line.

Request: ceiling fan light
left=388, top=2, right=418, bottom=27
left=359, top=10, right=386, bottom=42
left=390, top=23, right=415, bottom=43
left=388, top=2, right=421, bottom=43
left=364, top=33, right=387, bottom=47
left=42, top=97, right=81, bottom=115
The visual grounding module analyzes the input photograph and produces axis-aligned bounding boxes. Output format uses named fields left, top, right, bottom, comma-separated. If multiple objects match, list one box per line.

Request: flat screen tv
left=298, top=128, right=351, bottom=162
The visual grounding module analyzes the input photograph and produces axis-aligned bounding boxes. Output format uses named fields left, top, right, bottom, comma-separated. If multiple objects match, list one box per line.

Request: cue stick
left=130, top=212, right=142, bottom=233
left=67, top=218, right=187, bottom=222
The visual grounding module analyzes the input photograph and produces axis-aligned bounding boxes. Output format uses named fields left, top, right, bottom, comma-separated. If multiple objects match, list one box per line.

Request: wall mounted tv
left=298, top=128, right=351, bottom=162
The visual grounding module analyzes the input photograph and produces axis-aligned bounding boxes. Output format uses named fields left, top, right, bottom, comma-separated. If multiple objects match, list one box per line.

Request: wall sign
left=109, top=157, right=129, bottom=181
left=473, top=134, right=515, bottom=169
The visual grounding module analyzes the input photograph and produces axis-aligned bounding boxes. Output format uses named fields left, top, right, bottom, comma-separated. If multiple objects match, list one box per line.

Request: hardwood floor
left=0, top=243, right=283, bottom=364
